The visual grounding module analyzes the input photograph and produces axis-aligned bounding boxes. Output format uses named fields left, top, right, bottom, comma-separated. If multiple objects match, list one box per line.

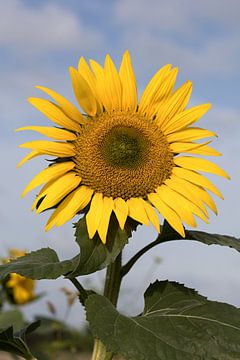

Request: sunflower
left=17, top=51, right=229, bottom=243
left=4, top=249, right=36, bottom=305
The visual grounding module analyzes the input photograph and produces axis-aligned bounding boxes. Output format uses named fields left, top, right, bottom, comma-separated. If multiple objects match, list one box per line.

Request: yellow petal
left=104, top=54, right=122, bottom=111
left=89, top=59, right=111, bottom=111
left=183, top=144, right=222, bottom=157
left=165, top=175, right=209, bottom=217
left=192, top=185, right=218, bottom=215
left=36, top=172, right=81, bottom=213
left=138, top=64, right=173, bottom=115
left=162, top=103, right=212, bottom=134
left=22, top=162, right=75, bottom=197
left=156, top=185, right=197, bottom=227
left=17, top=150, right=40, bottom=168
left=16, top=126, right=76, bottom=141
left=19, top=140, right=76, bottom=157
left=69, top=66, right=97, bottom=116
left=148, top=192, right=185, bottom=237
left=86, top=193, right=104, bottom=239
left=146, top=68, right=179, bottom=118
left=98, top=197, right=114, bottom=243
left=35, top=85, right=85, bottom=123
left=156, top=81, right=192, bottom=127
left=174, top=156, right=230, bottom=179
left=166, top=127, right=216, bottom=143
left=126, top=198, right=149, bottom=225
left=28, top=98, right=81, bottom=131
left=119, top=50, right=138, bottom=112
left=169, top=141, right=211, bottom=154
left=45, top=185, right=93, bottom=231
left=172, top=167, right=223, bottom=199
left=113, top=197, right=128, bottom=230
left=162, top=185, right=208, bottom=224
left=142, top=200, right=160, bottom=233
left=78, top=57, right=103, bottom=114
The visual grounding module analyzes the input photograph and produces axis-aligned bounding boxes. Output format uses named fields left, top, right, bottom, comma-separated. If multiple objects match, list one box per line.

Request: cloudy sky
left=0, top=0, right=240, bottom=327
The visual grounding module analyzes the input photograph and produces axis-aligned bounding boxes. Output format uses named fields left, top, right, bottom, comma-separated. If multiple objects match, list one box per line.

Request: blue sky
left=0, top=0, right=240, bottom=327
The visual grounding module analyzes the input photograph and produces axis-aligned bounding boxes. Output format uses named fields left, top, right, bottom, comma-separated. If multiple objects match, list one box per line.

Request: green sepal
left=67, top=216, right=128, bottom=277
left=86, top=280, right=240, bottom=360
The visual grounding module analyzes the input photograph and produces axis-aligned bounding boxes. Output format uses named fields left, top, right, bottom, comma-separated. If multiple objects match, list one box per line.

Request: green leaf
left=86, top=281, right=240, bottom=360
left=0, top=248, right=78, bottom=280
left=0, top=320, right=40, bottom=360
left=68, top=217, right=128, bottom=277
left=160, top=221, right=240, bottom=252
left=186, top=230, right=240, bottom=252
left=0, top=310, right=24, bottom=332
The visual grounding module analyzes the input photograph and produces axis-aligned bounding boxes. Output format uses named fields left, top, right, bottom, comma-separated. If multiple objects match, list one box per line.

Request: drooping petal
left=142, top=200, right=160, bottom=233
left=162, top=103, right=211, bottom=134
left=104, top=54, right=122, bottom=111
left=21, top=162, right=75, bottom=197
left=45, top=186, right=93, bottom=231
left=28, top=98, right=81, bottom=131
left=174, top=156, right=230, bottom=179
left=69, top=66, right=97, bottom=116
left=126, top=198, right=149, bottom=225
left=113, top=197, right=128, bottom=230
left=86, top=193, right=104, bottom=239
left=16, top=126, right=76, bottom=141
left=156, top=185, right=197, bottom=227
left=19, top=140, right=76, bottom=157
left=172, top=167, right=223, bottom=199
left=119, top=50, right=138, bottom=112
left=148, top=192, right=185, bottom=237
left=35, top=86, right=85, bottom=123
left=157, top=185, right=208, bottom=225
left=98, top=197, right=114, bottom=243
left=164, top=175, right=209, bottom=217
left=36, top=173, right=81, bottom=213
left=17, top=150, right=41, bottom=168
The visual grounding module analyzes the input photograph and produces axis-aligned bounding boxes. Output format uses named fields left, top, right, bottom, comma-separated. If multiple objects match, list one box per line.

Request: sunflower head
left=17, top=51, right=229, bottom=243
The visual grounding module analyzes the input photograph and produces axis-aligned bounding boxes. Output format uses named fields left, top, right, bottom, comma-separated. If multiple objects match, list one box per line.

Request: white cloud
left=0, top=0, right=104, bottom=54
left=114, top=0, right=240, bottom=76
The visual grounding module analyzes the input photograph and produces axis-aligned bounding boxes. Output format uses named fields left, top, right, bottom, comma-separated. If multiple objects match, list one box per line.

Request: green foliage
left=186, top=230, right=240, bottom=251
left=161, top=221, right=240, bottom=252
left=68, top=217, right=128, bottom=277
left=0, top=248, right=78, bottom=280
left=0, top=321, right=40, bottom=360
left=86, top=280, right=240, bottom=360
left=0, top=310, right=24, bottom=332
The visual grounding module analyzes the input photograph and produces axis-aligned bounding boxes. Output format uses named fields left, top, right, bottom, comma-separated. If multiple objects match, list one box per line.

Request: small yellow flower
left=5, top=249, right=36, bottom=305
left=6, top=273, right=35, bottom=305
left=18, top=51, right=229, bottom=243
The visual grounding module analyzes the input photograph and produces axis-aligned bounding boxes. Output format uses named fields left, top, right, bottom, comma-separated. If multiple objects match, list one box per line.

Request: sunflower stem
left=121, top=223, right=183, bottom=278
left=68, top=277, right=88, bottom=305
left=91, top=253, right=122, bottom=360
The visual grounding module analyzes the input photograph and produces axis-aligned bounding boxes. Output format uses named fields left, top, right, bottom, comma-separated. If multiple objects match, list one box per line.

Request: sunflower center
left=73, top=111, right=174, bottom=200
left=102, top=126, right=147, bottom=168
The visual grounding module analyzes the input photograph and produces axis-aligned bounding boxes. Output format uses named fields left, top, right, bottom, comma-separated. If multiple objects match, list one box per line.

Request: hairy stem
left=69, top=277, right=88, bottom=305
left=91, top=253, right=122, bottom=360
